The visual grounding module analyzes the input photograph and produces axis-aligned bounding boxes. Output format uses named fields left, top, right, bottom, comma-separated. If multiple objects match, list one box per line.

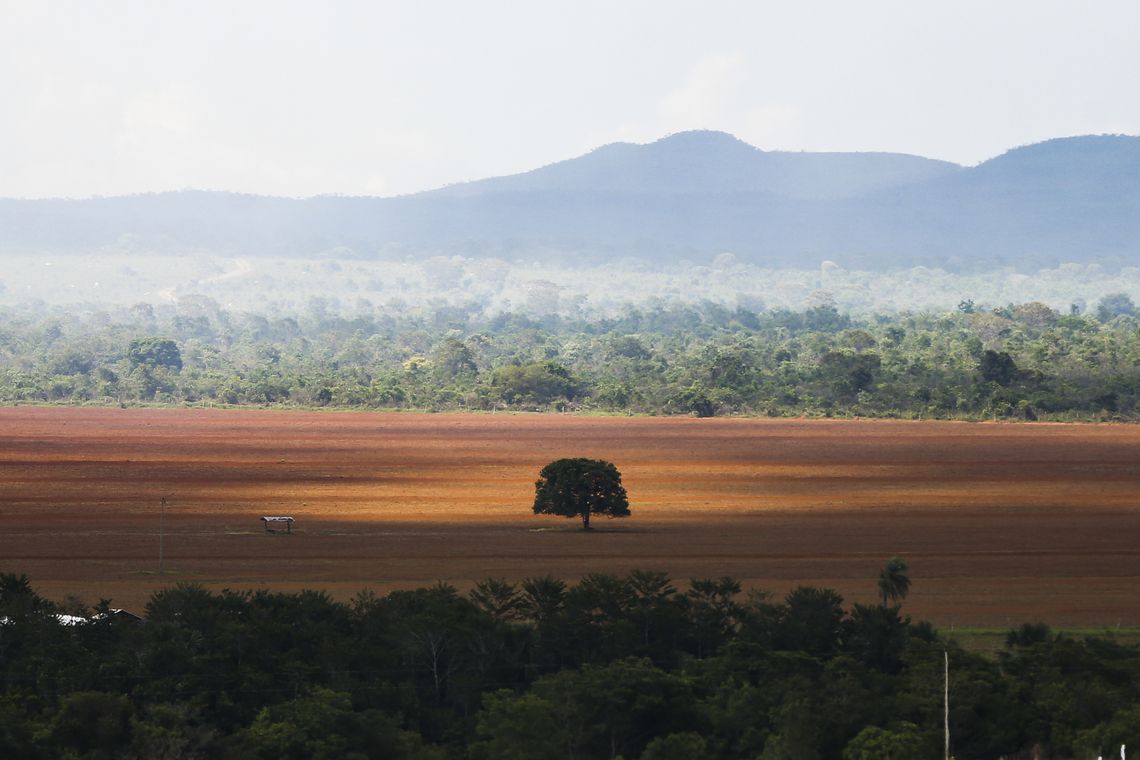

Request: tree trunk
left=582, top=509, right=591, bottom=530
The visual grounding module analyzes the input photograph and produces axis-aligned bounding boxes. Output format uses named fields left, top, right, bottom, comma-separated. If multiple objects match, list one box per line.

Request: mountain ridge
left=1, top=131, right=1138, bottom=271
left=424, top=130, right=964, bottom=201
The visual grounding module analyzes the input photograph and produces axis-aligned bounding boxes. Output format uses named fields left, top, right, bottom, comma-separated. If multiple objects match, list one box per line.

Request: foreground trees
left=533, top=458, right=629, bottom=529
left=878, top=556, right=911, bottom=607
left=1, top=571, right=1138, bottom=758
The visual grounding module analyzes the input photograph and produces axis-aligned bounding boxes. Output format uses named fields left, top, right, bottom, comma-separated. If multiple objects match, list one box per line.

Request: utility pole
left=944, top=650, right=950, bottom=760
left=159, top=496, right=166, bottom=574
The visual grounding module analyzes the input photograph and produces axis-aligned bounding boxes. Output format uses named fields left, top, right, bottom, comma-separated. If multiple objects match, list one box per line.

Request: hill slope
left=1, top=131, right=1137, bottom=269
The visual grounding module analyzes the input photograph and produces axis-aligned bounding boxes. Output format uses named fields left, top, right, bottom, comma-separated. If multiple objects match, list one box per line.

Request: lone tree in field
left=878, top=556, right=911, bottom=607
left=533, top=458, right=629, bottom=530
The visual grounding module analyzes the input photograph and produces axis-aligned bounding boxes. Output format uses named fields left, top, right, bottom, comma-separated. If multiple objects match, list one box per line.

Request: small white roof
left=1, top=613, right=105, bottom=626
left=260, top=516, right=295, bottom=522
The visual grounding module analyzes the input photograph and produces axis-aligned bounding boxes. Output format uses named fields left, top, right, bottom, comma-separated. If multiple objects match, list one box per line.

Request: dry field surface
left=1, top=406, right=1138, bottom=626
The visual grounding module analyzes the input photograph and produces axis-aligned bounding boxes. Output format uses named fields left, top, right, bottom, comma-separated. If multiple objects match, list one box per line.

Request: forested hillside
left=3, top=296, right=1140, bottom=420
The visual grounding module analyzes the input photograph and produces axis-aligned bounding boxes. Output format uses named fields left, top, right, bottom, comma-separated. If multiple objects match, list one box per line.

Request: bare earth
left=1, top=407, right=1138, bottom=626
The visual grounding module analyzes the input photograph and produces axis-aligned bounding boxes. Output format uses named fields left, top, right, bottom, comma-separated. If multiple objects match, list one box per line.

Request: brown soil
left=1, top=407, right=1138, bottom=626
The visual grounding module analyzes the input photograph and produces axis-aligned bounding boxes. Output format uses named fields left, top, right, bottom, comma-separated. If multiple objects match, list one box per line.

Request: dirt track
left=1, top=407, right=1138, bottom=625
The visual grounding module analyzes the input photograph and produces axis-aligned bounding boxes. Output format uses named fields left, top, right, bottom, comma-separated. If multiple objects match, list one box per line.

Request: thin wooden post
left=159, top=497, right=166, bottom=574
left=944, top=650, right=950, bottom=760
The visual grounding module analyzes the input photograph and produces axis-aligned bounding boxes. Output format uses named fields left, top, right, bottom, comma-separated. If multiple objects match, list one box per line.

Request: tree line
left=3, top=295, right=1140, bottom=419
left=1, top=570, right=1137, bottom=758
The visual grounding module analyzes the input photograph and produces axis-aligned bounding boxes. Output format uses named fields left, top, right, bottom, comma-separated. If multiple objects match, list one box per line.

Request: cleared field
left=1, top=406, right=1138, bottom=626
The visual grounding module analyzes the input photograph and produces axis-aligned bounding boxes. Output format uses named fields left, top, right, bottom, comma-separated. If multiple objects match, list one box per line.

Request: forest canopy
left=1, top=571, right=1137, bottom=759
left=3, top=295, right=1140, bottom=420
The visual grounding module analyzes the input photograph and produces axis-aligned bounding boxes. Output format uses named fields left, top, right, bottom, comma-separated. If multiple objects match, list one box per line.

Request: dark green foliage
left=1006, top=621, right=1053, bottom=648
left=470, top=690, right=567, bottom=760
left=533, top=458, right=629, bottom=529
left=607, top=334, right=652, bottom=360
left=0, top=572, right=1138, bottom=758
left=1073, top=704, right=1140, bottom=759
left=525, top=658, right=700, bottom=759
left=561, top=573, right=639, bottom=662
left=667, top=383, right=716, bottom=417
left=845, top=604, right=909, bottom=674
left=518, top=575, right=567, bottom=624
left=818, top=350, right=880, bottom=396
left=641, top=731, right=708, bottom=759
left=684, top=577, right=743, bottom=659
left=0, top=572, right=51, bottom=619
left=49, top=691, right=133, bottom=758
left=980, top=349, right=1018, bottom=385
left=490, top=361, right=577, bottom=406
left=433, top=338, right=477, bottom=379
left=468, top=578, right=523, bottom=622
left=6, top=298, right=1140, bottom=418
left=842, top=722, right=924, bottom=760
left=777, top=586, right=846, bottom=658
left=232, top=688, right=442, bottom=760
left=126, top=702, right=218, bottom=760
left=127, top=337, right=182, bottom=371
left=877, top=556, right=911, bottom=607
left=0, top=695, right=37, bottom=758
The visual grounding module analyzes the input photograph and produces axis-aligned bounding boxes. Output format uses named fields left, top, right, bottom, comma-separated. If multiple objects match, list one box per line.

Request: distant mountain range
left=2, top=130, right=1139, bottom=270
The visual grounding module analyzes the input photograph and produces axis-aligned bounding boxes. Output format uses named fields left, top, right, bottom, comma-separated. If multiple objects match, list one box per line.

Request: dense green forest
left=1, top=571, right=1136, bottom=759
left=3, top=294, right=1140, bottom=419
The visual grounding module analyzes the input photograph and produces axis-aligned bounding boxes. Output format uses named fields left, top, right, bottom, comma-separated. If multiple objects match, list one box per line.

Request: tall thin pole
left=944, top=650, right=950, bottom=760
left=159, top=496, right=166, bottom=574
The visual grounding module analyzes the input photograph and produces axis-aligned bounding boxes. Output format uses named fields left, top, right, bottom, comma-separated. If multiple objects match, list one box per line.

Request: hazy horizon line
left=5, top=129, right=1136, bottom=204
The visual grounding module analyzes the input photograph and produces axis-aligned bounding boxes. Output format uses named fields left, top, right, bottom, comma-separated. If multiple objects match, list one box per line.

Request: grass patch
left=943, top=626, right=1140, bottom=657
left=129, top=569, right=197, bottom=577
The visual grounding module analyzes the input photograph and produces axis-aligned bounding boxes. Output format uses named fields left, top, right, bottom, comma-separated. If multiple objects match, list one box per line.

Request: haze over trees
left=6, top=295, right=1140, bottom=420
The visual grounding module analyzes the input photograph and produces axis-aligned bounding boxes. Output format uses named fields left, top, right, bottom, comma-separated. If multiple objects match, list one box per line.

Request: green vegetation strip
left=2, top=569, right=1138, bottom=758
left=4, top=298, right=1140, bottom=419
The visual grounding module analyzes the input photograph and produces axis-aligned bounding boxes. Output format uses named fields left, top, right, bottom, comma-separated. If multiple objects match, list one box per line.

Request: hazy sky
left=2, top=1, right=1138, bottom=199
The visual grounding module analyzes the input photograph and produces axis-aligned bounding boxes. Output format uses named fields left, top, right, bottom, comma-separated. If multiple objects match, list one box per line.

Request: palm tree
left=878, top=556, right=911, bottom=607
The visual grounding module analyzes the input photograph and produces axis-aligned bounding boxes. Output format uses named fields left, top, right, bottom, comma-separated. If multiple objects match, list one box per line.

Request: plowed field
left=2, top=407, right=1138, bottom=625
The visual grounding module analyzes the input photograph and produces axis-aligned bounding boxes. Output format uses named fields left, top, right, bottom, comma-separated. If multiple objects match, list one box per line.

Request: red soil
left=1, top=406, right=1137, bottom=625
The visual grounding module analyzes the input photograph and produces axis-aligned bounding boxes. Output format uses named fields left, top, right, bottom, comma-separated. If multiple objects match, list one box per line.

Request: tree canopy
left=2, top=570, right=1139, bottom=758
left=878, top=556, right=911, bottom=607
left=533, top=458, right=629, bottom=530
left=8, top=297, right=1140, bottom=420
left=126, top=337, right=183, bottom=371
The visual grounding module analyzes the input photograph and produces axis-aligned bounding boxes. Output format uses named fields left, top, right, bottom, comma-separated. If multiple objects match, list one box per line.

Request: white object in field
left=260, top=516, right=296, bottom=533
